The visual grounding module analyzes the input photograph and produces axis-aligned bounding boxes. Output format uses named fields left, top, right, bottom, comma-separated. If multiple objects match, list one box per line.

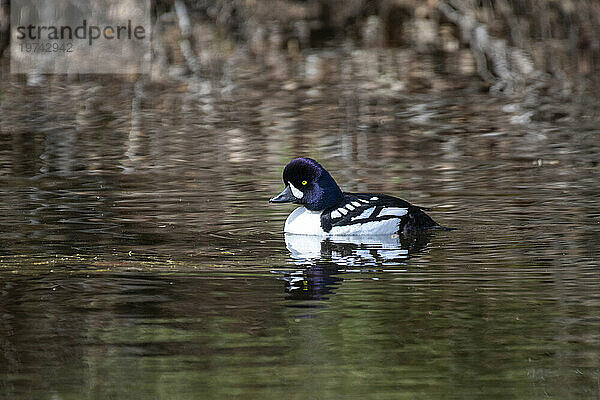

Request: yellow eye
left=302, top=180, right=307, bottom=185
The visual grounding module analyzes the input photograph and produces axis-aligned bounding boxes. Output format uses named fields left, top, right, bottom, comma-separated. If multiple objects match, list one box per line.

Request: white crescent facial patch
left=288, top=182, right=304, bottom=199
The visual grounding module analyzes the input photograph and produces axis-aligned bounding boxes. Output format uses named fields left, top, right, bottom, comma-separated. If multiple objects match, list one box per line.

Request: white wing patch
left=359, top=199, right=369, bottom=203
left=345, top=204, right=355, bottom=211
left=338, top=207, right=349, bottom=215
left=352, top=207, right=375, bottom=221
left=288, top=182, right=304, bottom=199
left=351, top=201, right=362, bottom=207
left=377, top=207, right=408, bottom=217
left=370, top=196, right=379, bottom=201
left=331, top=210, right=341, bottom=219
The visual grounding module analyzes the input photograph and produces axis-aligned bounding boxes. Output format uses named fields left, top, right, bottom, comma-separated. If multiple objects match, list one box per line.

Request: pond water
left=0, top=50, right=599, bottom=399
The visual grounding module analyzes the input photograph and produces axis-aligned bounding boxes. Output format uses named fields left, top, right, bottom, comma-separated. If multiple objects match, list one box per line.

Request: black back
left=320, top=193, right=440, bottom=234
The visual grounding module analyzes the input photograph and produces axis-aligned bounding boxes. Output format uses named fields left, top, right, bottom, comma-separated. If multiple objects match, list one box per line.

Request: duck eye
left=302, top=180, right=307, bottom=185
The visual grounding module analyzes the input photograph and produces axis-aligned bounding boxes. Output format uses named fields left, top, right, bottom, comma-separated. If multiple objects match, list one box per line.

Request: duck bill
left=270, top=185, right=297, bottom=203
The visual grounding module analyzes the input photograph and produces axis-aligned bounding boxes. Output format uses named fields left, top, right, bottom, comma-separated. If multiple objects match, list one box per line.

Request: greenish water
left=1, top=50, right=599, bottom=399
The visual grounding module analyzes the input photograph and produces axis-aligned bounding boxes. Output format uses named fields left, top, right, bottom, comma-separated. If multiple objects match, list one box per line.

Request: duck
left=270, top=157, right=445, bottom=235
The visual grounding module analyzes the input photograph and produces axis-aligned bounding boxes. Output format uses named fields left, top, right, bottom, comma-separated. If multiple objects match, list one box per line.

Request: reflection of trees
left=0, top=273, right=290, bottom=398
left=0, top=43, right=598, bottom=256
left=2, top=262, right=598, bottom=398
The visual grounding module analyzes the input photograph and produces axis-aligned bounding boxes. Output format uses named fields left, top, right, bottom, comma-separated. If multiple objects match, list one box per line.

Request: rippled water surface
left=1, top=51, right=600, bottom=399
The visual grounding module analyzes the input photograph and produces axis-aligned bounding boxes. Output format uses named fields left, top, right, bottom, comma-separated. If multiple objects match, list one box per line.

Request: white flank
left=283, top=207, right=403, bottom=236
left=288, top=182, right=304, bottom=199
left=330, top=218, right=400, bottom=235
left=377, top=207, right=408, bottom=217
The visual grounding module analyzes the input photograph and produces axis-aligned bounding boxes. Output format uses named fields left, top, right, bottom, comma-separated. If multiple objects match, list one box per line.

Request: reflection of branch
left=124, top=79, right=145, bottom=170
left=152, top=11, right=170, bottom=77
left=0, top=0, right=9, bottom=57
left=438, top=0, right=545, bottom=93
left=174, top=0, right=201, bottom=75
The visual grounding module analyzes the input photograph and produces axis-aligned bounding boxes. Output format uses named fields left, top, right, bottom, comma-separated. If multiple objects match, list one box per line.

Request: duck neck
left=311, top=173, right=343, bottom=211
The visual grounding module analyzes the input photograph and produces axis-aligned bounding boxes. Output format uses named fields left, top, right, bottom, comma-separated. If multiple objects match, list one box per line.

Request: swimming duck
left=270, top=157, right=444, bottom=235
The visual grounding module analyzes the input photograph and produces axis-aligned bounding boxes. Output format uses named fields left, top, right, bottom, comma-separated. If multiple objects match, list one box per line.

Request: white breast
left=283, top=207, right=402, bottom=236
left=284, top=207, right=327, bottom=235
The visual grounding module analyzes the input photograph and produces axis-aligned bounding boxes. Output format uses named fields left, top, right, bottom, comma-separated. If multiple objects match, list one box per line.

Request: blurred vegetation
left=143, top=0, right=600, bottom=97
left=1, top=0, right=599, bottom=122
left=2, top=0, right=600, bottom=96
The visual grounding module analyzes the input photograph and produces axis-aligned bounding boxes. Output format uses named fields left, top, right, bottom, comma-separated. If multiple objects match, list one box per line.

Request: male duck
left=270, top=157, right=444, bottom=235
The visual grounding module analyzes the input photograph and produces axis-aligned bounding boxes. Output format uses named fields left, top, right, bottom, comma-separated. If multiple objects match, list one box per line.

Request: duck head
left=270, top=157, right=343, bottom=211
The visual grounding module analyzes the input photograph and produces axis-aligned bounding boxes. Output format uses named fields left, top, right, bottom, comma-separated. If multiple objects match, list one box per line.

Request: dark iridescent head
left=269, top=157, right=343, bottom=211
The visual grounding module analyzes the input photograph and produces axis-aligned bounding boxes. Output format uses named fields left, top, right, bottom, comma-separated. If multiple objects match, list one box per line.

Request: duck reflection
left=276, top=232, right=432, bottom=301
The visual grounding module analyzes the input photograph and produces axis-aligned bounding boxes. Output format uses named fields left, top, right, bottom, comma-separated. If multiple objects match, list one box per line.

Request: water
left=1, top=50, right=600, bottom=399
